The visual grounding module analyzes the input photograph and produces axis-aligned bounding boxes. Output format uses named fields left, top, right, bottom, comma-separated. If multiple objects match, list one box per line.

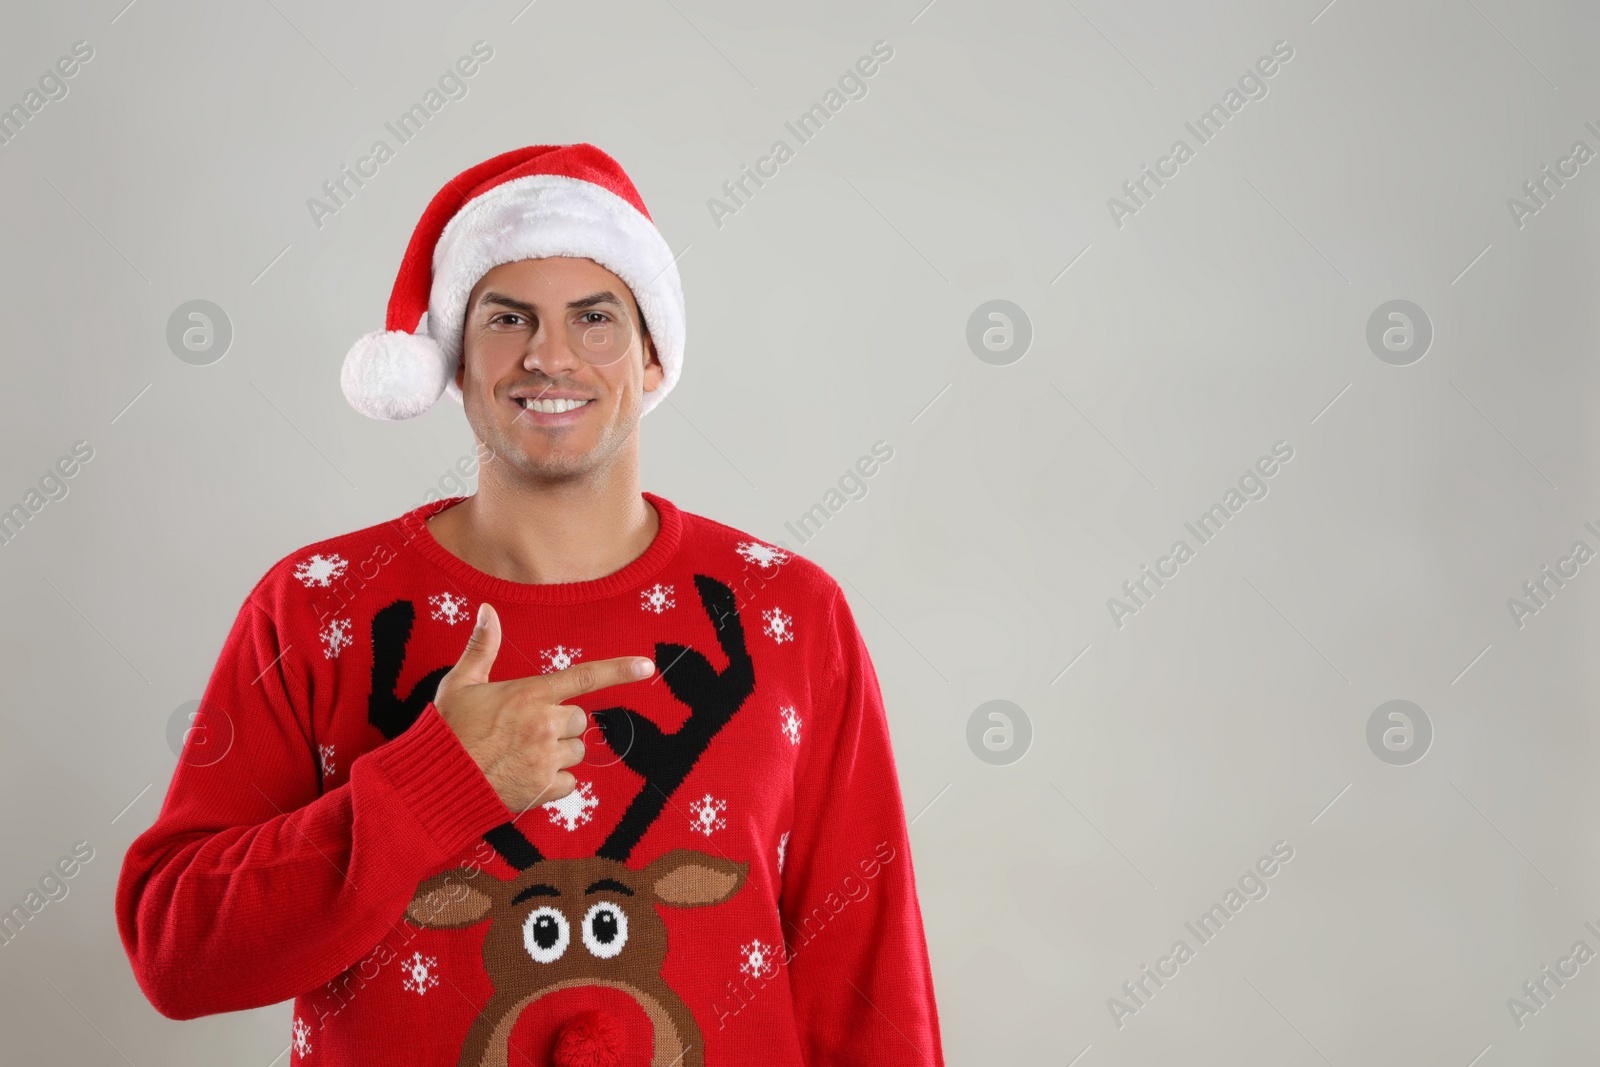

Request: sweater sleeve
left=115, top=587, right=512, bottom=1020
left=777, top=583, right=945, bottom=1066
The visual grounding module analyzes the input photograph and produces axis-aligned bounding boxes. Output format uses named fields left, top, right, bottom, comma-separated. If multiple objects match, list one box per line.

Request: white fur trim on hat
left=427, top=174, right=684, bottom=418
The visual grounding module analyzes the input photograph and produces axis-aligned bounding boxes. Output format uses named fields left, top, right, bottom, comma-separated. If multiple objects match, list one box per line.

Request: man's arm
left=777, top=583, right=945, bottom=1066
left=115, top=590, right=511, bottom=1019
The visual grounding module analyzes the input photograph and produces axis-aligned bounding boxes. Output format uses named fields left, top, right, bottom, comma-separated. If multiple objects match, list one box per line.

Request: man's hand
left=433, top=602, right=654, bottom=812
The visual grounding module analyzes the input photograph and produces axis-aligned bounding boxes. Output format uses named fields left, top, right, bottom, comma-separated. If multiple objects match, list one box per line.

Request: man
left=116, top=144, right=944, bottom=1066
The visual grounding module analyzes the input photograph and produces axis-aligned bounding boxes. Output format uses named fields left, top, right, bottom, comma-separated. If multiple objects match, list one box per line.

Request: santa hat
left=340, top=144, right=685, bottom=421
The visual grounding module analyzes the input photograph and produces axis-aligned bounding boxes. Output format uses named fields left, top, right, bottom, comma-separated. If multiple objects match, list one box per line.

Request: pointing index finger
left=534, top=655, right=654, bottom=702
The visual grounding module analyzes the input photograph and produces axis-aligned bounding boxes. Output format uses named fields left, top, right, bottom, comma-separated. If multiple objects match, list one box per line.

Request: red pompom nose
left=552, top=1010, right=624, bottom=1067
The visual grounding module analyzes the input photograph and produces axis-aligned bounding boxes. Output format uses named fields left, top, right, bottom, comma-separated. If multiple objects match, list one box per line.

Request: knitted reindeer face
left=368, top=574, right=757, bottom=1067
left=405, top=849, right=744, bottom=1067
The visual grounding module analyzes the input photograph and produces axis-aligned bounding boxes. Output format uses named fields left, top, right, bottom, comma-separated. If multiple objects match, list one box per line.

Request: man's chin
left=495, top=438, right=600, bottom=482
left=466, top=403, right=628, bottom=482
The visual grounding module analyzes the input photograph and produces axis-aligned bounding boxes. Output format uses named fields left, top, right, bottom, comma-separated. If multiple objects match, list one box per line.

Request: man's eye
left=579, top=311, right=610, bottom=324
left=493, top=313, right=527, bottom=326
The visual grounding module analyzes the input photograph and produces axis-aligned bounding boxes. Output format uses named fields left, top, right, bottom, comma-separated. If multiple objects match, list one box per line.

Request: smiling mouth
left=516, top=397, right=594, bottom=414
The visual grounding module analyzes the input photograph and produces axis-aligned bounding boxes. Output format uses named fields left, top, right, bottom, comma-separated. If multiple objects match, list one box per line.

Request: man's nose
left=522, top=324, right=583, bottom=374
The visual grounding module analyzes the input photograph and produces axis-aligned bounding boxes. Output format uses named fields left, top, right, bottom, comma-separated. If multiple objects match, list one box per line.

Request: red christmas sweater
left=116, top=491, right=944, bottom=1067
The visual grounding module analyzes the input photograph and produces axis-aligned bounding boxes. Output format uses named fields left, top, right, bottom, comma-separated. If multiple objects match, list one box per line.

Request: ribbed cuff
left=364, top=702, right=512, bottom=854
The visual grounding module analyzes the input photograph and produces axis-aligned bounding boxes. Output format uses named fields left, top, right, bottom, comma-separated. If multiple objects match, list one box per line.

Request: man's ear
left=641, top=328, right=663, bottom=393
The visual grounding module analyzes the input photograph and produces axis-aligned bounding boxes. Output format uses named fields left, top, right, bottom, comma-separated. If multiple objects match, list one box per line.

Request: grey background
left=1, top=0, right=1597, bottom=1063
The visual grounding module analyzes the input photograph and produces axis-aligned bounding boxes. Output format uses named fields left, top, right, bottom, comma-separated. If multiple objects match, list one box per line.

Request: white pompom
left=340, top=330, right=453, bottom=421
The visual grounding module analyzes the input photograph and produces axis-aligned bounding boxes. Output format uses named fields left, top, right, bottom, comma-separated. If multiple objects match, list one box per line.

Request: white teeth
left=519, top=397, right=590, bottom=414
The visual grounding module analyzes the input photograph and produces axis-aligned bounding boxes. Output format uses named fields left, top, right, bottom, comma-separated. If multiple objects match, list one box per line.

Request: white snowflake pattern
left=779, top=704, right=802, bottom=745
left=543, top=781, right=600, bottom=831
left=292, top=553, right=348, bottom=589
left=762, top=607, right=795, bottom=644
left=318, top=744, right=335, bottom=778
left=689, top=793, right=728, bottom=837
left=640, top=583, right=676, bottom=614
left=320, top=618, right=352, bottom=659
left=540, top=644, right=581, bottom=673
left=429, top=592, right=471, bottom=625
left=739, top=938, right=780, bottom=979
left=735, top=541, right=790, bottom=569
left=777, top=830, right=790, bottom=874
left=291, top=1016, right=312, bottom=1058
left=400, top=952, right=440, bottom=996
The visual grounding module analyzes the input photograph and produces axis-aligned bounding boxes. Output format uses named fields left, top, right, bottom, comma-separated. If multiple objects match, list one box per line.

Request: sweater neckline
left=395, top=490, right=683, bottom=605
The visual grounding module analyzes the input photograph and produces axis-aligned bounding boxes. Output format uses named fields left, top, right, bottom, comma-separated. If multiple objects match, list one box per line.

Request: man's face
left=456, top=256, right=663, bottom=483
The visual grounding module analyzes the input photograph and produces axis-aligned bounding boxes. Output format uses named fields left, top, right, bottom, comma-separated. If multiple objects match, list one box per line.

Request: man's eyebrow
left=478, top=291, right=536, bottom=314
left=477, top=290, right=624, bottom=314
left=564, top=291, right=625, bottom=311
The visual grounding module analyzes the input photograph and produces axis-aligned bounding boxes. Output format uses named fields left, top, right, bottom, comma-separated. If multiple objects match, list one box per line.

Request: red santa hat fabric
left=340, top=144, right=685, bottom=421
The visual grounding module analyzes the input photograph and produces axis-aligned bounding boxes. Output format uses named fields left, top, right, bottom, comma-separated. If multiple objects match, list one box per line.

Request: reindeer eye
left=582, top=901, right=629, bottom=959
left=522, top=906, right=570, bottom=963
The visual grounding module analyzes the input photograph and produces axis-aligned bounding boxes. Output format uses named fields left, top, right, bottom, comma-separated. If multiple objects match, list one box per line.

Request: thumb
left=443, top=602, right=501, bottom=690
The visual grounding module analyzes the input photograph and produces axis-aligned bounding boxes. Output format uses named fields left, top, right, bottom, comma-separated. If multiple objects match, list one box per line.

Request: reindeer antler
left=591, top=574, right=755, bottom=862
left=368, top=600, right=454, bottom=741
left=482, top=823, right=541, bottom=868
